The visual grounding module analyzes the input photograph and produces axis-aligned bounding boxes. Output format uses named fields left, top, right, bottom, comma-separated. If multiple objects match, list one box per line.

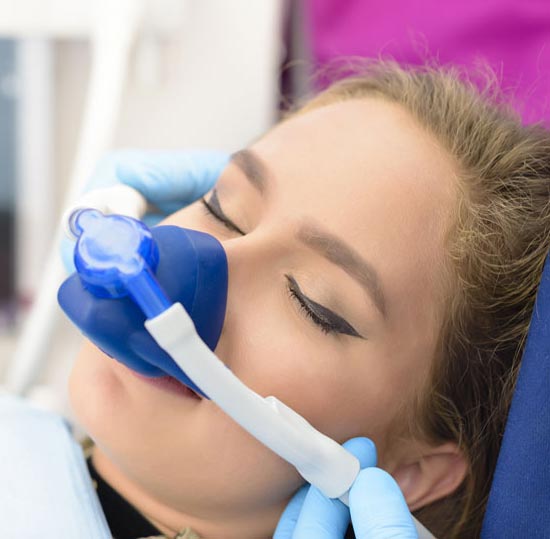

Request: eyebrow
left=230, top=149, right=268, bottom=194
left=297, top=223, right=388, bottom=319
left=230, top=149, right=388, bottom=319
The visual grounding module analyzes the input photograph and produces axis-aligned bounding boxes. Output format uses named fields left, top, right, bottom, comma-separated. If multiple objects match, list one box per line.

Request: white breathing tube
left=146, top=302, right=359, bottom=500
left=65, top=186, right=436, bottom=538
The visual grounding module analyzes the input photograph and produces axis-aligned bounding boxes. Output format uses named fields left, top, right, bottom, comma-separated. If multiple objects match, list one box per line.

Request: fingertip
left=188, top=150, right=230, bottom=186
left=352, top=467, right=398, bottom=494
left=350, top=467, right=410, bottom=515
left=343, top=437, right=377, bottom=468
left=116, top=160, right=143, bottom=186
left=350, top=468, right=417, bottom=539
left=203, top=150, right=230, bottom=169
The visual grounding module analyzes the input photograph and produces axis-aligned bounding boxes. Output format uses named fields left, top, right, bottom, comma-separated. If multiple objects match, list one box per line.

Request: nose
left=213, top=228, right=288, bottom=350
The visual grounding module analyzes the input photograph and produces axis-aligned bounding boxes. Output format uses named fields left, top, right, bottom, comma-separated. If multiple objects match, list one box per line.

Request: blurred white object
left=63, top=185, right=147, bottom=241
left=0, top=0, right=186, bottom=38
left=15, top=40, right=54, bottom=309
left=1, top=0, right=284, bottom=398
left=4, top=0, right=150, bottom=395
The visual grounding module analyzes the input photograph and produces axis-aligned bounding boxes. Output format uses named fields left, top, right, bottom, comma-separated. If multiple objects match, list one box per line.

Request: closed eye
left=286, top=275, right=364, bottom=339
left=201, top=190, right=245, bottom=235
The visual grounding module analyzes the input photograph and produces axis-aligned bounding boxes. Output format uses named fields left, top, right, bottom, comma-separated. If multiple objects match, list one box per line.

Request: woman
left=68, top=61, right=550, bottom=538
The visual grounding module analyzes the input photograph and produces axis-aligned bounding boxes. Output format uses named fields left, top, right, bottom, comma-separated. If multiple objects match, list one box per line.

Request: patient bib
left=0, top=393, right=111, bottom=538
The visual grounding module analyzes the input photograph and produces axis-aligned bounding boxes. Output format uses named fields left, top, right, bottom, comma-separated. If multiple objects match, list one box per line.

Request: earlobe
left=391, top=442, right=467, bottom=511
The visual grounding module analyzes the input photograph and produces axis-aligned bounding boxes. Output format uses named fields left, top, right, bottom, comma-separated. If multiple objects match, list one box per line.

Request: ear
left=390, top=442, right=467, bottom=511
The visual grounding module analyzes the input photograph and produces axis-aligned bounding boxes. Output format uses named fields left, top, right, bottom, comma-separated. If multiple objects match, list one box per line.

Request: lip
left=128, top=369, right=202, bottom=400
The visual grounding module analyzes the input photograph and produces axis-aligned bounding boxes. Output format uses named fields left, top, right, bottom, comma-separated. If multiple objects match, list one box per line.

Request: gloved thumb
left=117, top=149, right=229, bottom=214
left=349, top=468, right=419, bottom=539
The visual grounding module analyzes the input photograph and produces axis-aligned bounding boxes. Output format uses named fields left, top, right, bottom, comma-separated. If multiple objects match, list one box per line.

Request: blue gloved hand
left=115, top=149, right=230, bottom=218
left=274, top=437, right=419, bottom=539
left=60, top=149, right=229, bottom=273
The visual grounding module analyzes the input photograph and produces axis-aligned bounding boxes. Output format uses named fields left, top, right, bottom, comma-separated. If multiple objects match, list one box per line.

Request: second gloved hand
left=274, top=437, right=419, bottom=539
left=60, top=149, right=229, bottom=273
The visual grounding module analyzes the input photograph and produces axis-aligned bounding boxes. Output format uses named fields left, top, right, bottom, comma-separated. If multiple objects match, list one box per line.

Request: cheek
left=216, top=288, right=400, bottom=451
left=69, top=342, right=117, bottom=421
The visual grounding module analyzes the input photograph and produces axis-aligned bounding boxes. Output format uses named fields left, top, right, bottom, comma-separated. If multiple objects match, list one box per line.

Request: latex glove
left=274, top=437, right=418, bottom=539
left=60, top=149, right=229, bottom=273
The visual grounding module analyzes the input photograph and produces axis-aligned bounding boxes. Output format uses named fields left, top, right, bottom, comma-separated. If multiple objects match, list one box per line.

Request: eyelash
left=200, top=195, right=353, bottom=337
left=286, top=282, right=337, bottom=335
left=200, top=196, right=244, bottom=235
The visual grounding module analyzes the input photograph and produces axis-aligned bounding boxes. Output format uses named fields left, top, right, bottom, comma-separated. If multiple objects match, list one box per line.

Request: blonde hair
left=295, top=61, right=550, bottom=538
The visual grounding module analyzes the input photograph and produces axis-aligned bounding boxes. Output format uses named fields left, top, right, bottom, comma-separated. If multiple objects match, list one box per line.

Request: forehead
left=254, top=97, right=453, bottom=196
left=250, top=97, right=457, bottom=325
left=251, top=97, right=456, bottom=242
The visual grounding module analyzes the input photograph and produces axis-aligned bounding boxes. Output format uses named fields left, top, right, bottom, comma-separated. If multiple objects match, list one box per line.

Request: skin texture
left=69, top=97, right=465, bottom=538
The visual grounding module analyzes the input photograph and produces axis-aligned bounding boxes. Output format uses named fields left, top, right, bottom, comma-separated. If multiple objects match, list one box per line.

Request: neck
left=91, top=446, right=286, bottom=539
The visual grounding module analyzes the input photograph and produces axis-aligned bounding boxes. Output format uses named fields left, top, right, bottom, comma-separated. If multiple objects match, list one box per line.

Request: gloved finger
left=117, top=150, right=230, bottom=214
left=291, top=484, right=349, bottom=539
left=349, top=468, right=418, bottom=539
left=273, top=485, right=309, bottom=539
left=290, top=437, right=377, bottom=539
left=343, top=437, right=378, bottom=469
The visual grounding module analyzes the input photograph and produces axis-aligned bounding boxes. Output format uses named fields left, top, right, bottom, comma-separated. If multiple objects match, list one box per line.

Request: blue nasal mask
left=59, top=209, right=227, bottom=397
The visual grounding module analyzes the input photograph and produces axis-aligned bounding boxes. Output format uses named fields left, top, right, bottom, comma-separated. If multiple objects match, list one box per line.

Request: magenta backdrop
left=306, top=0, right=550, bottom=124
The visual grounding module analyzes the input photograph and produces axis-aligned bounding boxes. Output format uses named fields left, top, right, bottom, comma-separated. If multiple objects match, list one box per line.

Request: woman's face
left=70, top=97, right=458, bottom=537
